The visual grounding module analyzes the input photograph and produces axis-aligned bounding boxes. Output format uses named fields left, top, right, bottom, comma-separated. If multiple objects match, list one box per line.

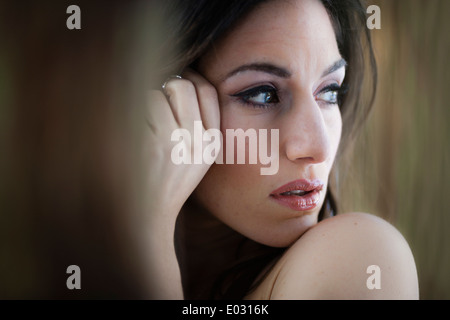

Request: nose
left=282, top=93, right=331, bottom=164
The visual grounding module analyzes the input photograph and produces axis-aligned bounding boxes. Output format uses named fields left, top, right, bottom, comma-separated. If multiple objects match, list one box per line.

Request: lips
left=270, top=179, right=324, bottom=212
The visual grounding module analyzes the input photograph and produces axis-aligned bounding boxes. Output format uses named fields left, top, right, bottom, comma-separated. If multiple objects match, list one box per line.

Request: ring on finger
left=161, top=74, right=183, bottom=92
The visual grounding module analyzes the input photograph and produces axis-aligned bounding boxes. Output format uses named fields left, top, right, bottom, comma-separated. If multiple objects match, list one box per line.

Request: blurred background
left=0, top=0, right=449, bottom=299
left=0, top=0, right=166, bottom=298
left=338, top=0, right=450, bottom=299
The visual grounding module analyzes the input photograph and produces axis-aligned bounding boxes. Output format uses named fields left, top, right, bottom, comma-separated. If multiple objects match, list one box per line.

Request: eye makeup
left=315, top=83, right=348, bottom=105
left=231, top=85, right=280, bottom=109
left=230, top=82, right=348, bottom=109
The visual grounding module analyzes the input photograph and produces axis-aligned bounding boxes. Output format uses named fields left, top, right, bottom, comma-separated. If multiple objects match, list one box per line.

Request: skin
left=146, top=0, right=419, bottom=299
left=194, top=0, right=344, bottom=247
left=245, top=212, right=419, bottom=299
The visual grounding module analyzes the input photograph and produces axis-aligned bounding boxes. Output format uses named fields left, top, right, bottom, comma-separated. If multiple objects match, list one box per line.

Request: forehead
left=200, top=0, right=341, bottom=80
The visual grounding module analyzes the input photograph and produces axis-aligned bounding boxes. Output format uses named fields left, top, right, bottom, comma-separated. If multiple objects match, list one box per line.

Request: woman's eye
left=316, top=83, right=345, bottom=105
left=232, top=85, right=280, bottom=108
left=316, top=89, right=338, bottom=104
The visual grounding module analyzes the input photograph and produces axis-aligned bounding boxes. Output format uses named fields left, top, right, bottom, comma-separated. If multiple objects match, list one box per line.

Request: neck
left=175, top=196, right=268, bottom=299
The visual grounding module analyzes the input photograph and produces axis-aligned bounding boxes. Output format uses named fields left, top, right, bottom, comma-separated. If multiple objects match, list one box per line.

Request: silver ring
left=161, top=75, right=183, bottom=91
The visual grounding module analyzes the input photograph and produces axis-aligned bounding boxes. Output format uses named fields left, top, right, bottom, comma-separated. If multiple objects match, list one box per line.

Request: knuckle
left=178, top=79, right=196, bottom=94
left=165, top=79, right=195, bottom=96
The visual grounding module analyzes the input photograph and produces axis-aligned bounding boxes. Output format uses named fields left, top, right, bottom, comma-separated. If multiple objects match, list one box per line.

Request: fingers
left=147, top=90, right=178, bottom=134
left=163, top=78, right=202, bottom=132
left=181, top=69, right=221, bottom=131
left=161, top=70, right=220, bottom=130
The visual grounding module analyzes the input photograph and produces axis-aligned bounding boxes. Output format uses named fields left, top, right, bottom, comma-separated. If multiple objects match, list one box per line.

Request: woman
left=146, top=0, right=419, bottom=299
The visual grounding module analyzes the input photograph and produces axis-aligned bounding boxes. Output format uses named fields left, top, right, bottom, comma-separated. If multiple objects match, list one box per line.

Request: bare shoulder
left=248, top=212, right=419, bottom=300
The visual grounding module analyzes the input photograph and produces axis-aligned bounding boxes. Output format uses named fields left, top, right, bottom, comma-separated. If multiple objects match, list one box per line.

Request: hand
left=135, top=69, right=221, bottom=298
left=145, top=69, right=221, bottom=221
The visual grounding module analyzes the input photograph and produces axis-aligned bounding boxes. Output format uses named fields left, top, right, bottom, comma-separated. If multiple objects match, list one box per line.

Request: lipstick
left=270, top=179, right=324, bottom=212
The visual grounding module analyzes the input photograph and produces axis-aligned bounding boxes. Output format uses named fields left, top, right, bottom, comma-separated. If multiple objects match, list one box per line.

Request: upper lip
left=270, top=179, right=324, bottom=196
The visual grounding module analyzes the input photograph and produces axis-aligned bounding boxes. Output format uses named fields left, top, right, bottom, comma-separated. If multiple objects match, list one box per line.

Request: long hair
left=159, top=0, right=377, bottom=299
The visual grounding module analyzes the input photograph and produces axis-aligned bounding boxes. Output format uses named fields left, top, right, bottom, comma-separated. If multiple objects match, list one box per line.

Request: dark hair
left=161, top=0, right=377, bottom=299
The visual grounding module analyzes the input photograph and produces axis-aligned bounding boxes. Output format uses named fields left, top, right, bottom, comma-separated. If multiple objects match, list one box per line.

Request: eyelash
left=231, top=83, right=348, bottom=109
left=231, top=85, right=280, bottom=109
left=316, top=83, right=348, bottom=106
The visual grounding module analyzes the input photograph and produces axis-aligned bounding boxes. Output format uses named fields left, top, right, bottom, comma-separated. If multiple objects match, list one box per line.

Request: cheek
left=192, top=158, right=261, bottom=230
left=219, top=104, right=266, bottom=165
left=325, top=107, right=342, bottom=158
left=193, top=108, right=265, bottom=218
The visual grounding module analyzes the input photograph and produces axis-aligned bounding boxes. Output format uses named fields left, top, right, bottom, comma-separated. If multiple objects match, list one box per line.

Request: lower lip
left=270, top=190, right=321, bottom=212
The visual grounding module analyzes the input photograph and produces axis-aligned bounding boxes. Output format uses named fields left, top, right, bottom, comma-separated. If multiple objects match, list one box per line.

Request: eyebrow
left=223, top=63, right=291, bottom=81
left=222, top=58, right=347, bottom=82
left=322, top=58, right=347, bottom=77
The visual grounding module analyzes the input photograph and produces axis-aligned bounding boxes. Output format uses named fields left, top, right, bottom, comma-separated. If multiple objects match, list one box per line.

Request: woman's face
left=194, top=0, right=345, bottom=247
